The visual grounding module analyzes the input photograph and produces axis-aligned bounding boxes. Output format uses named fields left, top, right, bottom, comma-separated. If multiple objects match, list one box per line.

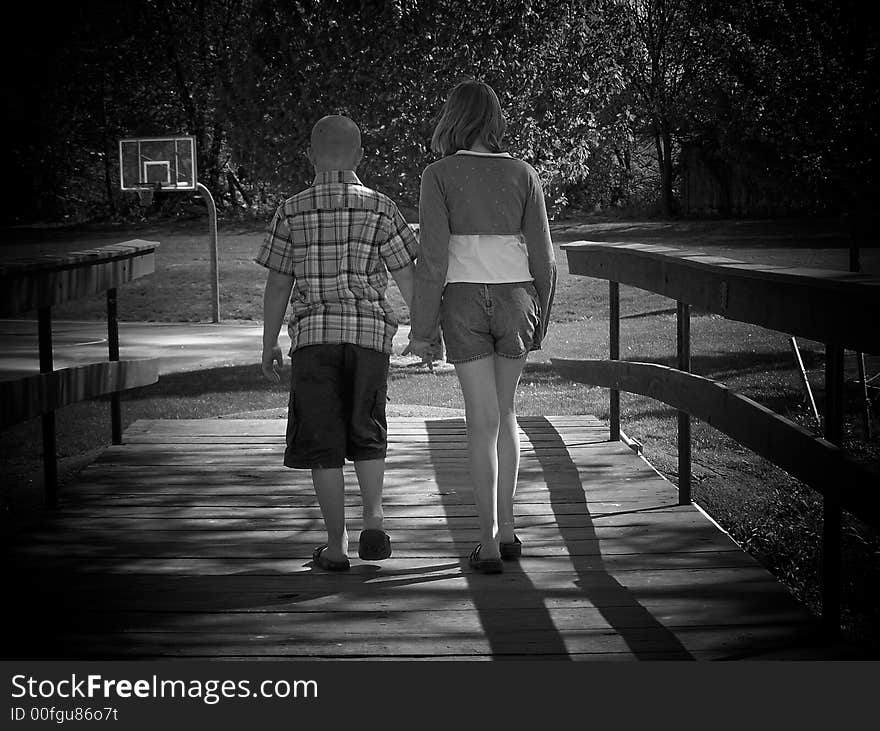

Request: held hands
left=261, top=342, right=284, bottom=383
left=403, top=337, right=443, bottom=374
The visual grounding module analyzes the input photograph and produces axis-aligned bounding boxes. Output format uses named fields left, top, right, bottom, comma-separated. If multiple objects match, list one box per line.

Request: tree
left=621, top=0, right=716, bottom=216
left=673, top=0, right=880, bottom=216
left=15, top=0, right=873, bottom=223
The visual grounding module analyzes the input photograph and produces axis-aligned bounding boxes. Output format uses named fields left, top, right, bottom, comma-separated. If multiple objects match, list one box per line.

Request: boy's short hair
left=431, top=80, right=507, bottom=157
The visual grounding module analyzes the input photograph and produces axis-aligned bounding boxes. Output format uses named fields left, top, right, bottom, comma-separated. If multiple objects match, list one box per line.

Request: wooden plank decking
left=5, top=415, right=847, bottom=660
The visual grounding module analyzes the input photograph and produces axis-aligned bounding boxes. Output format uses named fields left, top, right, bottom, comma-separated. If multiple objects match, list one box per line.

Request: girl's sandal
left=500, top=535, right=522, bottom=560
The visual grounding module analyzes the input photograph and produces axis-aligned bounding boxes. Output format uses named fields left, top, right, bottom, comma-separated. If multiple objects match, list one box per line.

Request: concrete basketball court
left=0, top=319, right=461, bottom=418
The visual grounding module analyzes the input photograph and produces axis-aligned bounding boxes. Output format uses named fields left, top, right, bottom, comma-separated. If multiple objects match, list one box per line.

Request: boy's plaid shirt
left=255, top=170, right=419, bottom=354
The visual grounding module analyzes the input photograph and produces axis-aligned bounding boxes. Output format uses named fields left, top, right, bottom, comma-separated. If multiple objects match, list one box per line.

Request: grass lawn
left=2, top=215, right=879, bottom=649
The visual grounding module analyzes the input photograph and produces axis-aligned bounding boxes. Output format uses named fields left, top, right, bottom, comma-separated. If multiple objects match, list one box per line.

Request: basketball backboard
left=119, top=136, right=197, bottom=191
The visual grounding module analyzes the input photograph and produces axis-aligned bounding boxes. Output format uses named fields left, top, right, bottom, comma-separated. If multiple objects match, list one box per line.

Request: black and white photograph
left=2, top=0, right=878, bottom=723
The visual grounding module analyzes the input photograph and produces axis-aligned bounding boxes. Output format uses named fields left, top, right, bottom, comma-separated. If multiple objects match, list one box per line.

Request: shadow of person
left=3, top=489, right=465, bottom=660
left=425, top=418, right=573, bottom=659
left=517, top=417, right=694, bottom=659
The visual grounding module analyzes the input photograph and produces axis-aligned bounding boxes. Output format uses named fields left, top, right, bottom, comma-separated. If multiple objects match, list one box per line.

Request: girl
left=409, top=80, right=557, bottom=573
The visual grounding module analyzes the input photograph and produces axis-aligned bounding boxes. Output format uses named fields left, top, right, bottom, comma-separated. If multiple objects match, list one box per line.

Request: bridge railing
left=552, top=241, right=880, bottom=636
left=0, top=240, right=161, bottom=507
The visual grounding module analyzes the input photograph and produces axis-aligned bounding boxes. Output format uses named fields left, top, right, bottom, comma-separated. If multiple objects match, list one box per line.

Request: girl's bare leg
left=494, top=355, right=527, bottom=544
left=454, top=356, right=501, bottom=559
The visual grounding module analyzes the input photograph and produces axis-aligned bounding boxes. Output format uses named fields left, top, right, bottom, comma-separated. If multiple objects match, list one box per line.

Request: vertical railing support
left=107, top=288, right=122, bottom=445
left=677, top=301, right=691, bottom=505
left=857, top=352, right=871, bottom=439
left=822, top=342, right=845, bottom=636
left=609, top=280, right=620, bottom=441
left=38, top=307, right=57, bottom=509
left=847, top=230, right=872, bottom=440
left=822, top=489, right=842, bottom=638
left=824, top=343, right=844, bottom=446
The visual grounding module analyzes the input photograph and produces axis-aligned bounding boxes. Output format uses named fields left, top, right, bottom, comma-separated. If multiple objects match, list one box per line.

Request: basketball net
left=134, top=184, right=158, bottom=206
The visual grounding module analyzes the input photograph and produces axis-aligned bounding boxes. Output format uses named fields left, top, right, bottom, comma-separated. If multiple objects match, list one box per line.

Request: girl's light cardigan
left=411, top=151, right=558, bottom=345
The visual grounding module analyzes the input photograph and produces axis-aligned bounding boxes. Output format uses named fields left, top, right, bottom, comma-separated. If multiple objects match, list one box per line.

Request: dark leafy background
left=3, top=0, right=879, bottom=224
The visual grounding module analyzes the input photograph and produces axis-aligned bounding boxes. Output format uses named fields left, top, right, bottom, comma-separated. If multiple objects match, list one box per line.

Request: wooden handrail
left=551, top=358, right=880, bottom=526
left=557, top=240, right=880, bottom=637
left=563, top=241, right=880, bottom=355
left=0, top=240, right=159, bottom=316
left=0, top=240, right=160, bottom=507
left=0, top=360, right=159, bottom=428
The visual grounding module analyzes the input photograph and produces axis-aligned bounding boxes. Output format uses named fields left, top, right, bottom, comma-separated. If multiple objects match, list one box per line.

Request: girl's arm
left=522, top=168, right=558, bottom=338
left=410, top=166, right=450, bottom=344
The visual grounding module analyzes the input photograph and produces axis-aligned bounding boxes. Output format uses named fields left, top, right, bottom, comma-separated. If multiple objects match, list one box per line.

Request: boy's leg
left=286, top=346, right=349, bottom=562
left=344, top=345, right=391, bottom=535
left=311, top=468, right=348, bottom=561
left=354, top=459, right=385, bottom=531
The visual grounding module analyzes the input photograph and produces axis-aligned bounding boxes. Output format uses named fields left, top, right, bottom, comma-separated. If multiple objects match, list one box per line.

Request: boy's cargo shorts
left=284, top=343, right=389, bottom=469
left=440, top=281, right=542, bottom=364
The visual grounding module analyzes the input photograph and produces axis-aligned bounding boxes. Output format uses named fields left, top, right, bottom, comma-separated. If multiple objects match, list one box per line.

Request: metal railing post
left=677, top=301, right=691, bottom=505
left=790, top=336, right=821, bottom=429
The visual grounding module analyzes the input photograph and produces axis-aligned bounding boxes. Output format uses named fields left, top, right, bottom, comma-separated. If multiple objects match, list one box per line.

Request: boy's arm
left=261, top=269, right=294, bottom=383
left=379, top=204, right=419, bottom=333
left=390, top=262, right=415, bottom=311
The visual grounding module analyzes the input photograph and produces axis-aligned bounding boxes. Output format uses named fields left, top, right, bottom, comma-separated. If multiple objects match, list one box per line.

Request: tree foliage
left=4, top=0, right=877, bottom=223
left=657, top=0, right=880, bottom=214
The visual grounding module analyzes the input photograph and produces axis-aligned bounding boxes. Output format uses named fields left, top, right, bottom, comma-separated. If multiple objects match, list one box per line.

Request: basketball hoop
left=116, top=134, right=220, bottom=322
left=133, top=183, right=159, bottom=207
left=119, top=135, right=197, bottom=208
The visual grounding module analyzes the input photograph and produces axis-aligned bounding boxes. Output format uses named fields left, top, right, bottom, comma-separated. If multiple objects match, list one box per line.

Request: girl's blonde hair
left=431, top=80, right=506, bottom=157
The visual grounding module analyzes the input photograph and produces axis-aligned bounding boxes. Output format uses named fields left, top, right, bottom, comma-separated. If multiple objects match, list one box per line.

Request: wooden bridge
left=4, top=237, right=877, bottom=661
left=5, top=415, right=854, bottom=661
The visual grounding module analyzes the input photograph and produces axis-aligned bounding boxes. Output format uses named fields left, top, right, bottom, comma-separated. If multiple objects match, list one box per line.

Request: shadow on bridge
left=427, top=416, right=693, bottom=660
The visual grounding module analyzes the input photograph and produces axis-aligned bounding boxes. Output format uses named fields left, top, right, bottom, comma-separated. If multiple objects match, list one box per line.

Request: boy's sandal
left=358, top=529, right=392, bottom=560
left=500, top=535, right=522, bottom=561
left=312, top=544, right=350, bottom=572
left=468, top=544, right=503, bottom=574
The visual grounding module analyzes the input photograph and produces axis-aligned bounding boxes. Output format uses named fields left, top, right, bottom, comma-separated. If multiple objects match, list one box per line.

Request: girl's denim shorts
left=440, top=281, right=542, bottom=364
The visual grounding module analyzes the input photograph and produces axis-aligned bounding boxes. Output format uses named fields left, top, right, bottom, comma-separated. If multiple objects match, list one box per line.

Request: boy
left=256, top=115, right=418, bottom=571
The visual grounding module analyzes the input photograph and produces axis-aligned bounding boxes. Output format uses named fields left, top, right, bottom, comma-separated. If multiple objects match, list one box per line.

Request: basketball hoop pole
left=119, top=136, right=219, bottom=323
left=196, top=182, right=220, bottom=323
